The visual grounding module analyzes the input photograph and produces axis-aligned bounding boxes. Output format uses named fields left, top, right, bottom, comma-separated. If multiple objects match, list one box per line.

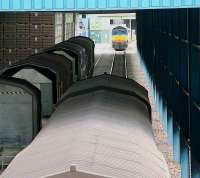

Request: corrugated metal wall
left=136, top=8, right=200, bottom=177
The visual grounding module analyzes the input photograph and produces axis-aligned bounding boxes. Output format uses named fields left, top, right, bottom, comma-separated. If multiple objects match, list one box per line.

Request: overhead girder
left=0, top=0, right=199, bottom=12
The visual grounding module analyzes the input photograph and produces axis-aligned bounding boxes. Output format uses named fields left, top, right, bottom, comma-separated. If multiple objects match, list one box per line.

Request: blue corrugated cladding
left=0, top=0, right=200, bottom=11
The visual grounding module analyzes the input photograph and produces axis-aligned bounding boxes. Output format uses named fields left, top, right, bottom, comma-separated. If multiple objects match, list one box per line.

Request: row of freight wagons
left=0, top=36, right=95, bottom=148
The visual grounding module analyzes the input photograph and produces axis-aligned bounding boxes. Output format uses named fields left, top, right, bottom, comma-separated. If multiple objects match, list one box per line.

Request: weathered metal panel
left=136, top=8, right=200, bottom=174
left=0, top=0, right=199, bottom=11
left=13, top=69, right=53, bottom=117
left=0, top=85, right=33, bottom=146
left=0, top=77, right=41, bottom=148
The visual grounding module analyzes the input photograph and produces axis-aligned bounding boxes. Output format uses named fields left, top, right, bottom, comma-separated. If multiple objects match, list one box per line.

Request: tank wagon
left=1, top=74, right=170, bottom=178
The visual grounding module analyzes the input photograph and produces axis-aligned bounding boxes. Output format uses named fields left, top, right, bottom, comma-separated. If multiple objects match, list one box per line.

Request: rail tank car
left=1, top=74, right=170, bottom=178
left=112, top=26, right=128, bottom=51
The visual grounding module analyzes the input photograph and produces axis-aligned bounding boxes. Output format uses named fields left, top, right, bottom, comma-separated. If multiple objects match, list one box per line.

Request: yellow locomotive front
left=112, top=26, right=128, bottom=51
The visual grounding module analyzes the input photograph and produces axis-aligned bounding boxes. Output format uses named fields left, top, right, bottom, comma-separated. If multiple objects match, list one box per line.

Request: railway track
left=111, top=51, right=127, bottom=78
left=94, top=46, right=128, bottom=79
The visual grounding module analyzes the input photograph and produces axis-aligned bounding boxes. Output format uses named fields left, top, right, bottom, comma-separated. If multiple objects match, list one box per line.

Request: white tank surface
left=1, top=74, right=170, bottom=178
